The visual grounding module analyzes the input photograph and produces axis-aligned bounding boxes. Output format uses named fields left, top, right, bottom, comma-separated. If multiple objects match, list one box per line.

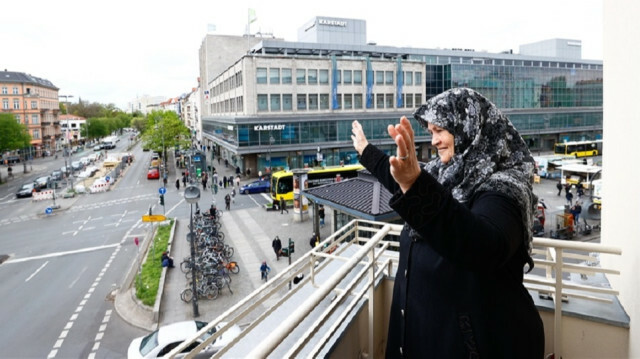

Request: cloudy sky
left=1, top=0, right=602, bottom=111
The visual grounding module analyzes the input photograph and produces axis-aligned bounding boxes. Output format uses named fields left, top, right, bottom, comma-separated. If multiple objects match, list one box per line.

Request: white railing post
left=554, top=247, right=564, bottom=358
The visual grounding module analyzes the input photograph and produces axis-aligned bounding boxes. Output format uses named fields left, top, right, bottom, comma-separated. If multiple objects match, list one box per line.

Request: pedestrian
left=309, top=232, right=319, bottom=249
left=572, top=202, right=582, bottom=225
left=225, top=159, right=228, bottom=167
left=218, top=157, right=221, bottom=165
left=272, top=236, right=283, bottom=260
left=260, top=261, right=271, bottom=281
left=564, top=182, right=571, bottom=196
left=161, top=251, right=175, bottom=268
left=224, top=193, right=231, bottom=210
left=163, top=173, right=168, bottom=186
left=175, top=178, right=180, bottom=190
left=577, top=183, right=585, bottom=198
left=213, top=172, right=218, bottom=186
left=231, top=188, right=236, bottom=203
left=566, top=190, right=574, bottom=206
left=556, top=181, right=563, bottom=196
left=223, top=176, right=228, bottom=188
left=351, top=88, right=544, bottom=357
left=247, top=168, right=251, bottom=177
left=182, top=172, right=187, bottom=187
left=236, top=166, right=241, bottom=175
left=235, top=175, right=241, bottom=188
left=319, top=205, right=325, bottom=226
left=280, top=196, right=288, bottom=214
left=201, top=176, right=207, bottom=189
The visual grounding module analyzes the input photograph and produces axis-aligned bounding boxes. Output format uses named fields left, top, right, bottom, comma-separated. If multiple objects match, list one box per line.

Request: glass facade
left=425, top=64, right=602, bottom=109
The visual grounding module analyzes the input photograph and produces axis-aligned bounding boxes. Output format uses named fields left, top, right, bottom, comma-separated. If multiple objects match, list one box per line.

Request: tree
left=142, top=110, right=191, bottom=157
left=0, top=113, right=31, bottom=181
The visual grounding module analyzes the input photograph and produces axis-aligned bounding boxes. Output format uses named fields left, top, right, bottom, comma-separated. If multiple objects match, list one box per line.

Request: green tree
left=0, top=113, right=31, bottom=181
left=131, top=117, right=147, bottom=133
left=142, top=110, right=191, bottom=157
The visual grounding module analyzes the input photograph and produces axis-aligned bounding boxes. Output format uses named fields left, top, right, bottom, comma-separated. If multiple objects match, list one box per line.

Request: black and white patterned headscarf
left=414, top=88, right=537, bottom=263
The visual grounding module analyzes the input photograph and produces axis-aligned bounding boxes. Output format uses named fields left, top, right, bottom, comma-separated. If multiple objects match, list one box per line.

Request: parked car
left=50, top=170, right=63, bottom=182
left=33, top=176, right=51, bottom=190
left=71, top=161, right=84, bottom=172
left=147, top=167, right=160, bottom=180
left=93, top=144, right=103, bottom=151
left=127, top=321, right=241, bottom=359
left=16, top=182, right=37, bottom=198
left=60, top=166, right=71, bottom=176
left=240, top=180, right=270, bottom=194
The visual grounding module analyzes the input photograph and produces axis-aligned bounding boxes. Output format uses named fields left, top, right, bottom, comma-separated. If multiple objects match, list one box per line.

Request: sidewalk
left=115, top=152, right=332, bottom=330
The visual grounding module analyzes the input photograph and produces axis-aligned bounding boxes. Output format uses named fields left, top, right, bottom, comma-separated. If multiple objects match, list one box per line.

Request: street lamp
left=184, top=185, right=201, bottom=317
left=59, top=95, right=74, bottom=189
left=268, top=135, right=275, bottom=172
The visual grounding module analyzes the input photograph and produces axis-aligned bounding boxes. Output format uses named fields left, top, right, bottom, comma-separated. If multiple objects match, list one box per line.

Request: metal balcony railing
left=167, top=219, right=621, bottom=359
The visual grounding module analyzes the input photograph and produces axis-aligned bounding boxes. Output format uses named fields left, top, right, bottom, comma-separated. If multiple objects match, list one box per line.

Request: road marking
left=68, top=267, right=87, bottom=288
left=4, top=243, right=120, bottom=264
left=25, top=261, right=48, bottom=282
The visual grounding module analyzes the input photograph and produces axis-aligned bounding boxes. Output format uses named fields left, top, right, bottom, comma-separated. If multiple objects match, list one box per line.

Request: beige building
left=1, top=70, right=60, bottom=157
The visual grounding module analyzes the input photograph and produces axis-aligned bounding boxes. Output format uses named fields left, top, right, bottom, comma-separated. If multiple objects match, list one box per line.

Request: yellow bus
left=553, top=140, right=602, bottom=158
left=270, top=164, right=364, bottom=202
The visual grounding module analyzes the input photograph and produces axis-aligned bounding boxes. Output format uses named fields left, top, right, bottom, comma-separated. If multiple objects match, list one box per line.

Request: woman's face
left=428, top=123, right=455, bottom=164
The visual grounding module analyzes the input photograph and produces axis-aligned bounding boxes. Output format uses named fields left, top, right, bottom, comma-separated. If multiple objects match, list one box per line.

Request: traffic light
left=288, top=238, right=295, bottom=254
left=159, top=194, right=165, bottom=206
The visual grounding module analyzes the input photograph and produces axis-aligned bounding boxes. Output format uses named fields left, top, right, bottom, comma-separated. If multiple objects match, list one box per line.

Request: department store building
left=198, top=17, right=602, bottom=175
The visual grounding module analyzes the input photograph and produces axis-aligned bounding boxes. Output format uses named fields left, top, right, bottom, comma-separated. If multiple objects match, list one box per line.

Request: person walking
left=201, top=175, right=207, bottom=189
left=224, top=193, right=231, bottom=210
left=351, top=87, right=544, bottom=358
left=175, top=178, right=180, bottom=191
left=182, top=172, right=187, bottom=187
left=223, top=176, right=228, bottom=189
left=280, top=196, right=288, bottom=214
left=556, top=181, right=562, bottom=196
left=260, top=261, right=271, bottom=281
left=309, top=232, right=319, bottom=249
left=272, top=236, right=283, bottom=261
left=235, top=175, right=241, bottom=189
left=566, top=190, right=574, bottom=206
left=571, top=202, right=583, bottom=225
left=231, top=188, right=236, bottom=203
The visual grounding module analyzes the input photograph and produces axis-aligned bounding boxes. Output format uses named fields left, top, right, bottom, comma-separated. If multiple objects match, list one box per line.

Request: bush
left=136, top=219, right=174, bottom=306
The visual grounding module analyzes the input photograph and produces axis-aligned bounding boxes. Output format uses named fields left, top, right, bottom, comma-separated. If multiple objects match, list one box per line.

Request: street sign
left=142, top=214, right=167, bottom=222
left=105, top=176, right=111, bottom=182
left=159, top=187, right=167, bottom=195
left=45, top=207, right=52, bottom=214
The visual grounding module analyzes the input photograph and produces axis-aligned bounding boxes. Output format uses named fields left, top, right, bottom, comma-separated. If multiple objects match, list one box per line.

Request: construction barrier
left=32, top=189, right=55, bottom=201
left=90, top=182, right=110, bottom=194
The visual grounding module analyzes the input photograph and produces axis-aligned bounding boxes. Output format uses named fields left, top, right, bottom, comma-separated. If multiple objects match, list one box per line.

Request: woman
left=351, top=88, right=544, bottom=358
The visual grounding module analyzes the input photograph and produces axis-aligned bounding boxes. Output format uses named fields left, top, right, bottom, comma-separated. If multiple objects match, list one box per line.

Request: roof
left=303, top=173, right=399, bottom=221
left=1, top=70, right=58, bottom=90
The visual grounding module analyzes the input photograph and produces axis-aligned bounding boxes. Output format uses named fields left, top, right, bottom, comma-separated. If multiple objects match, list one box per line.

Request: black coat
left=360, top=145, right=544, bottom=358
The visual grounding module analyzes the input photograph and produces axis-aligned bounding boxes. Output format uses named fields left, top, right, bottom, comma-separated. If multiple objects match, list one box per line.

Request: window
left=2, top=99, right=8, bottom=109
left=354, top=70, right=362, bottom=84
left=31, top=114, right=39, bottom=124
left=283, top=94, right=292, bottom=111
left=386, top=94, right=394, bottom=108
left=343, top=70, right=352, bottom=84
left=297, top=69, right=306, bottom=84
left=282, top=68, right=292, bottom=84
left=309, top=94, right=318, bottom=110
left=335, top=70, right=341, bottom=84
left=320, top=94, right=329, bottom=109
left=415, top=94, right=422, bottom=106
left=257, top=94, right=268, bottom=111
left=308, top=69, right=318, bottom=84
left=297, top=94, right=307, bottom=110
left=405, top=71, right=413, bottom=85
left=376, top=71, right=384, bottom=85
left=12, top=87, right=18, bottom=95
left=33, top=129, right=40, bottom=139
left=406, top=93, right=414, bottom=108
left=270, top=94, right=281, bottom=111
left=269, top=68, right=280, bottom=84
left=31, top=101, right=38, bottom=109
left=1, top=87, right=7, bottom=95
left=376, top=94, right=385, bottom=108
left=385, top=71, right=394, bottom=85
left=354, top=94, right=363, bottom=109
left=335, top=94, right=342, bottom=109
left=319, top=69, right=329, bottom=84
left=13, top=99, right=19, bottom=109
left=256, top=68, right=267, bottom=84
left=15, top=115, right=21, bottom=123
left=344, top=94, right=353, bottom=109
left=415, top=72, right=422, bottom=85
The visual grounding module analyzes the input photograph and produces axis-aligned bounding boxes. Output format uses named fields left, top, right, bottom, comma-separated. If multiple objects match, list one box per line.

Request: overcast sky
left=1, top=0, right=602, bottom=111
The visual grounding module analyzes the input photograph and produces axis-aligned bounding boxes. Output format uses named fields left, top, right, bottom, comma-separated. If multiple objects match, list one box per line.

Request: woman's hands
left=388, top=117, right=421, bottom=193
left=351, top=120, right=369, bottom=155
left=352, top=118, right=421, bottom=194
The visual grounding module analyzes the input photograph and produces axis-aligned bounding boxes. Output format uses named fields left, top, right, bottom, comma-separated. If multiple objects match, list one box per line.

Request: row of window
left=256, top=93, right=422, bottom=112
left=2, top=99, right=39, bottom=110
left=210, top=72, right=243, bottom=97
left=0, top=86, right=57, bottom=99
left=255, top=68, right=423, bottom=87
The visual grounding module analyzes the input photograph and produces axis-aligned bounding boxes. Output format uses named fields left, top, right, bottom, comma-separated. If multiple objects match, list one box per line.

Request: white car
left=127, top=321, right=241, bottom=358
